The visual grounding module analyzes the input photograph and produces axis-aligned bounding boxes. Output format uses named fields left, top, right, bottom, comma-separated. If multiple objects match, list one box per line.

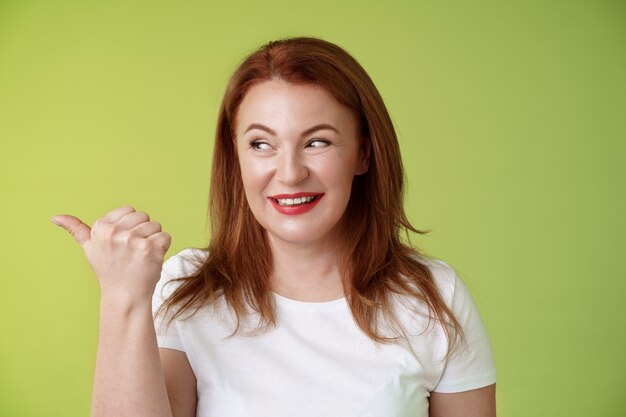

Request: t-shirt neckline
left=272, top=291, right=348, bottom=311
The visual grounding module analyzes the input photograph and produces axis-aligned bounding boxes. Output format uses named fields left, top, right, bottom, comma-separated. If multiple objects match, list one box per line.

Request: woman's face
left=235, top=79, right=369, bottom=248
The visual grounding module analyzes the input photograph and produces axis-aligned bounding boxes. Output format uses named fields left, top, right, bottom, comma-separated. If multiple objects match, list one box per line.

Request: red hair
left=157, top=36, right=462, bottom=353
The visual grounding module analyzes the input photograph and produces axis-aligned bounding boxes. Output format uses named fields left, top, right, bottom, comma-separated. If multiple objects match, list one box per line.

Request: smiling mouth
left=272, top=195, right=321, bottom=206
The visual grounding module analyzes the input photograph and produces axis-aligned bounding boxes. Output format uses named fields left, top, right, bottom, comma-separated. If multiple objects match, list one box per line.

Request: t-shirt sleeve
left=151, top=248, right=205, bottom=352
left=430, top=260, right=497, bottom=393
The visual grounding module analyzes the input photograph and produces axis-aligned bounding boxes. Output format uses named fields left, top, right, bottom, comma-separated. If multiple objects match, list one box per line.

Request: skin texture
left=160, top=349, right=197, bottom=417
left=235, top=79, right=368, bottom=249
left=235, top=79, right=370, bottom=301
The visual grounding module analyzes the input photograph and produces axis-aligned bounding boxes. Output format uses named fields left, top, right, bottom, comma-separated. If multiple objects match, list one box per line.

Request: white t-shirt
left=152, top=248, right=496, bottom=417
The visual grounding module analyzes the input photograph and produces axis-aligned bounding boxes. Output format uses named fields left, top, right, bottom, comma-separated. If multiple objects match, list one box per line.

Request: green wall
left=1, top=0, right=624, bottom=415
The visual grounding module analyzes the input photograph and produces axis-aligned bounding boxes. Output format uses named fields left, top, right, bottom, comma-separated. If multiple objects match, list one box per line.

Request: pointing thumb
left=51, top=214, right=92, bottom=247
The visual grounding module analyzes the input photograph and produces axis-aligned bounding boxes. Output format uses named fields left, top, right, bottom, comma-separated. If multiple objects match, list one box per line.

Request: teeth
left=275, top=195, right=317, bottom=206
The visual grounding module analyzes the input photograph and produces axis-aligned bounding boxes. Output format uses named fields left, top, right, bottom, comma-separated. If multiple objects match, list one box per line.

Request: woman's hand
left=53, top=206, right=176, bottom=417
left=52, top=205, right=171, bottom=302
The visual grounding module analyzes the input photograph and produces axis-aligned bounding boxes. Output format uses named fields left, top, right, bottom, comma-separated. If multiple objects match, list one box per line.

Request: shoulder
left=387, top=254, right=463, bottom=337
left=411, top=254, right=461, bottom=305
left=395, top=254, right=483, bottom=339
left=412, top=255, right=483, bottom=325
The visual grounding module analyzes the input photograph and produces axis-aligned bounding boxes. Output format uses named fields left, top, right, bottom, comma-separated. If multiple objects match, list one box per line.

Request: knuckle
left=92, top=218, right=105, bottom=231
left=112, top=230, right=131, bottom=245
left=122, top=232, right=133, bottom=245
left=108, top=223, right=121, bottom=239
left=101, top=225, right=115, bottom=240
left=136, top=239, right=151, bottom=253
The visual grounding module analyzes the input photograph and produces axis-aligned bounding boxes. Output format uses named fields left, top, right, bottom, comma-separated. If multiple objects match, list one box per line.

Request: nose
left=275, top=149, right=309, bottom=185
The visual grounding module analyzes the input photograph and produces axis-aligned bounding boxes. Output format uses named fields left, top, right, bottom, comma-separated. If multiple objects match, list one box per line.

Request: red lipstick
left=268, top=192, right=324, bottom=215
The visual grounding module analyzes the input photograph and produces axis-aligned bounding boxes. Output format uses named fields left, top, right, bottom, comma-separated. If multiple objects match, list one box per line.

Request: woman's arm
left=52, top=206, right=175, bottom=417
left=429, top=384, right=496, bottom=417
left=91, top=295, right=174, bottom=417
left=160, top=348, right=197, bottom=417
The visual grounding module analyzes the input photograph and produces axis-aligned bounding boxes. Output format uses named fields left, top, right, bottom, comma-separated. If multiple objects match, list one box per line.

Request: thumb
left=51, top=214, right=92, bottom=247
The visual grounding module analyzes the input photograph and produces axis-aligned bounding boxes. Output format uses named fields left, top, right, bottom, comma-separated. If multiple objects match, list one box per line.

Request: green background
left=1, top=0, right=624, bottom=416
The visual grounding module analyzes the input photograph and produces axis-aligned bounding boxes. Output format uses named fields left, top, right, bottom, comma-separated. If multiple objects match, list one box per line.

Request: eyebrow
left=244, top=123, right=340, bottom=137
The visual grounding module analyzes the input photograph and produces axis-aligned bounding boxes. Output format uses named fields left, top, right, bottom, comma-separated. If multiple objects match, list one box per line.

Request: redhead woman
left=53, top=37, right=496, bottom=417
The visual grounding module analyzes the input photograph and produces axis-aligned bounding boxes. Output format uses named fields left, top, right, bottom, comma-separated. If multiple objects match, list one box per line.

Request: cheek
left=237, top=156, right=253, bottom=191
left=239, top=158, right=271, bottom=195
left=312, top=156, right=357, bottom=192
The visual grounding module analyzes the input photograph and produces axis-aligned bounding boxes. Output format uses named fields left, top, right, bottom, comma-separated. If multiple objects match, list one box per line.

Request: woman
left=52, top=37, right=496, bottom=417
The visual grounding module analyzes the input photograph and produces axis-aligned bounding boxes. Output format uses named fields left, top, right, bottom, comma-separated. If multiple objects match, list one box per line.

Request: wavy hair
left=157, top=36, right=463, bottom=354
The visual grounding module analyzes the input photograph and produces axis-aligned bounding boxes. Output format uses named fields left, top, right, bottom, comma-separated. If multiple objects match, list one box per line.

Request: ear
left=355, top=136, right=371, bottom=175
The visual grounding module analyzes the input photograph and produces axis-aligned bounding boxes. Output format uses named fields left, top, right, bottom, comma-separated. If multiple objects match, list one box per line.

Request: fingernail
left=50, top=216, right=60, bottom=225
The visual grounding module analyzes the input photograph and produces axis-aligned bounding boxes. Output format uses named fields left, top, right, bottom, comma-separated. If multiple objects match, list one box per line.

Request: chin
left=265, top=227, right=335, bottom=247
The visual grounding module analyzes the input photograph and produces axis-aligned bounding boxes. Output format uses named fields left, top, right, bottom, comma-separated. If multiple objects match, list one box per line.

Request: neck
left=267, top=234, right=345, bottom=302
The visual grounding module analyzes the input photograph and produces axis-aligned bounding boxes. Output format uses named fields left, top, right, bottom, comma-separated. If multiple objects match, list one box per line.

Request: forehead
left=235, top=80, right=356, bottom=135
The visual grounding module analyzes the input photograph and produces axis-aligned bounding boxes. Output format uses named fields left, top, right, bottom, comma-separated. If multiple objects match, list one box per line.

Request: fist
left=52, top=205, right=172, bottom=300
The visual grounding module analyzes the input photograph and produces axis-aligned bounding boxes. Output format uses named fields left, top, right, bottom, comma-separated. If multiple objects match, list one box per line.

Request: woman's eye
left=250, top=140, right=272, bottom=150
left=307, top=139, right=330, bottom=148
